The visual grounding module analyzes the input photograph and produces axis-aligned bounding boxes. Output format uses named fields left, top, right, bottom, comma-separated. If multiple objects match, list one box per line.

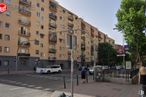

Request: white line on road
left=9, top=87, right=24, bottom=91
left=35, top=86, right=43, bottom=89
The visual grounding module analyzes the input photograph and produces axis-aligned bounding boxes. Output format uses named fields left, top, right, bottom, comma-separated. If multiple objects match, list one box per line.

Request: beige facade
left=0, top=0, right=115, bottom=71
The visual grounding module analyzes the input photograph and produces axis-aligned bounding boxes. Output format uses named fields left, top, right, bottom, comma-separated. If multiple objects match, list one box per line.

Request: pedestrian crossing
left=25, top=74, right=71, bottom=82
left=0, top=79, right=53, bottom=92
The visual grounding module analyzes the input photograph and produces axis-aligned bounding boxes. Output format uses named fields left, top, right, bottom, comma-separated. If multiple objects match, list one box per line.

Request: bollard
left=76, top=75, right=79, bottom=86
left=93, top=73, right=94, bottom=80
left=86, top=74, right=88, bottom=83
left=63, top=76, right=66, bottom=89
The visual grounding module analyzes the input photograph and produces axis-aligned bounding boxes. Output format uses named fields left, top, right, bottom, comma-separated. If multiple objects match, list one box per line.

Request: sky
left=57, top=0, right=123, bottom=45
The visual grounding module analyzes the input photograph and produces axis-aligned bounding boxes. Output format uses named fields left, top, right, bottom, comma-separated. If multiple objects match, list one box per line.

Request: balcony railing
left=18, top=41, right=30, bottom=47
left=19, top=8, right=31, bottom=16
left=49, top=32, right=57, bottom=43
left=18, top=30, right=31, bottom=37
left=49, top=1, right=57, bottom=12
left=81, top=43, right=85, bottom=50
left=18, top=19, right=31, bottom=26
left=68, top=15, right=74, bottom=21
left=49, top=48, right=56, bottom=53
left=49, top=13, right=57, bottom=20
left=68, top=22, right=74, bottom=27
left=81, top=35, right=85, bottom=41
left=49, top=23, right=57, bottom=28
left=19, top=0, right=31, bottom=6
left=18, top=53, right=30, bottom=57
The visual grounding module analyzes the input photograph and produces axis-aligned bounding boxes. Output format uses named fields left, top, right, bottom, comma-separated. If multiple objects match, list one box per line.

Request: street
left=0, top=71, right=141, bottom=97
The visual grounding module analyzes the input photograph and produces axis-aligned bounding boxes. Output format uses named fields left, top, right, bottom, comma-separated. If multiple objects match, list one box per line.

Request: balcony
left=68, top=15, right=74, bottom=21
left=81, top=43, right=85, bottom=50
left=19, top=0, right=31, bottom=7
left=68, top=22, right=74, bottom=27
left=18, top=41, right=30, bottom=47
left=81, top=30, right=86, bottom=34
left=19, top=7, right=31, bottom=16
left=49, top=32, right=57, bottom=43
left=18, top=53, right=30, bottom=57
left=49, top=1, right=57, bottom=12
left=81, top=35, right=85, bottom=41
left=49, top=48, right=56, bottom=53
left=49, top=13, right=57, bottom=20
left=18, top=19, right=31, bottom=26
left=49, top=23, right=57, bottom=28
left=18, top=30, right=31, bottom=37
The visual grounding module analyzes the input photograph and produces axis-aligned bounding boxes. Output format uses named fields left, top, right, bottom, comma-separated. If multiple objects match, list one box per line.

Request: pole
left=93, top=43, right=96, bottom=81
left=71, top=49, right=74, bottom=97
left=16, top=46, right=19, bottom=72
left=123, top=37, right=126, bottom=79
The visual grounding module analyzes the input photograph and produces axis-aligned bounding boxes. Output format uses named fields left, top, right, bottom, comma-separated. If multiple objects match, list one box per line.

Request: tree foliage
left=116, top=0, right=146, bottom=66
left=98, top=43, right=117, bottom=66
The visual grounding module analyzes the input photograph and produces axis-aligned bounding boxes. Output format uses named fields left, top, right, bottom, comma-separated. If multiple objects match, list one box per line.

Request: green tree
left=116, top=0, right=146, bottom=66
left=98, top=43, right=117, bottom=66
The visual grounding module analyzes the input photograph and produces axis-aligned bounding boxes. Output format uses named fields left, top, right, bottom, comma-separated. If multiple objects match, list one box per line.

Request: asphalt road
left=0, top=71, right=83, bottom=91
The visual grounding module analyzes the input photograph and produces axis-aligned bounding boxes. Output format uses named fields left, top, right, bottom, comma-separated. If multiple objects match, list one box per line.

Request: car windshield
left=51, top=66, right=60, bottom=68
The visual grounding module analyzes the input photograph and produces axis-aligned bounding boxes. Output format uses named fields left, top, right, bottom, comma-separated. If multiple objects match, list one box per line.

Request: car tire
left=58, top=70, right=62, bottom=73
left=47, top=70, right=51, bottom=74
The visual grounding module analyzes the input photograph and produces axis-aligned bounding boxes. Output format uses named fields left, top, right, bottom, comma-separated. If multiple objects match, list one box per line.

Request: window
left=60, top=16, right=62, bottom=20
left=4, top=35, right=10, bottom=40
left=36, top=3, right=40, bottom=7
left=41, top=25, right=44, bottom=29
left=4, top=47, right=10, bottom=53
left=6, top=11, right=11, bottom=16
left=5, top=23, right=10, bottom=28
left=0, top=46, right=2, bottom=53
left=0, top=34, right=2, bottom=39
left=36, top=50, right=39, bottom=55
left=37, top=12, right=40, bottom=17
left=36, top=31, right=39, bottom=35
left=63, top=10, right=65, bottom=13
left=41, top=7, right=44, bottom=11
left=34, top=40, right=39, bottom=45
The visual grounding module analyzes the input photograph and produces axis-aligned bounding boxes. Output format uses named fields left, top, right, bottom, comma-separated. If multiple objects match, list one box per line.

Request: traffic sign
left=0, top=3, right=7, bottom=13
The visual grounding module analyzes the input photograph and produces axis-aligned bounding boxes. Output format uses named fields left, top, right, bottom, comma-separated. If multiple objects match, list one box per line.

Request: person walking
left=81, top=67, right=87, bottom=83
left=139, top=64, right=146, bottom=96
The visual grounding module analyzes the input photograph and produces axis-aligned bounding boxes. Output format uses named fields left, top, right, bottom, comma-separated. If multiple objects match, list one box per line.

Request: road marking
left=21, top=83, right=28, bottom=86
left=35, top=86, right=43, bottom=89
left=10, top=87, right=24, bottom=91
left=43, top=88, right=51, bottom=91
left=27, top=85, right=35, bottom=88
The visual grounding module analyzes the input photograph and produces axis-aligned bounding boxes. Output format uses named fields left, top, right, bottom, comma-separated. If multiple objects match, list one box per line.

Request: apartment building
left=0, top=0, right=115, bottom=72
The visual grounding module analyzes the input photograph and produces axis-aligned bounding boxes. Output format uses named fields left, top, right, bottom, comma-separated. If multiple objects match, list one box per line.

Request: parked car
left=36, top=65, right=62, bottom=74
left=89, top=65, right=109, bottom=75
left=89, top=67, right=94, bottom=75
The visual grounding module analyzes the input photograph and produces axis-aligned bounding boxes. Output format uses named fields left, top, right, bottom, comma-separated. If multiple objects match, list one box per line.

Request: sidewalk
left=0, top=83, right=52, bottom=97
left=61, top=78, right=141, bottom=97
